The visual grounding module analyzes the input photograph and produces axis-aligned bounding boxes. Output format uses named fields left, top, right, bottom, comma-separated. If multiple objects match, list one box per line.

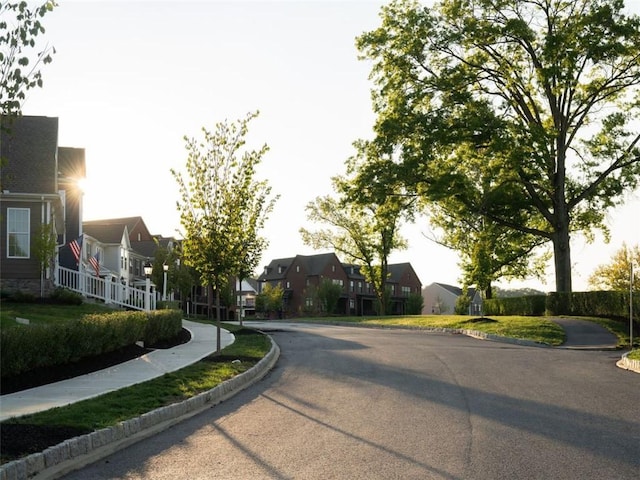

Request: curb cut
left=0, top=336, right=280, bottom=480
left=616, top=352, right=640, bottom=374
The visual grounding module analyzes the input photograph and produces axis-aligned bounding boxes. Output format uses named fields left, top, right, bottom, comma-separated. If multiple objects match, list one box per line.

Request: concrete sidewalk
left=0, top=320, right=233, bottom=422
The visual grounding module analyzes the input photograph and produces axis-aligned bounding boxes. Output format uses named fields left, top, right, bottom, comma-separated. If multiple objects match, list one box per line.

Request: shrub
left=0, top=309, right=187, bottom=378
left=144, top=309, right=182, bottom=345
left=7, top=290, right=36, bottom=303
left=49, top=287, right=83, bottom=305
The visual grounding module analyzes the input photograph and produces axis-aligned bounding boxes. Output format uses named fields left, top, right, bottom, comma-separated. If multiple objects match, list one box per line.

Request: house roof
left=297, top=252, right=339, bottom=276
left=83, top=224, right=127, bottom=244
left=84, top=216, right=152, bottom=242
left=1, top=115, right=59, bottom=194
left=130, top=240, right=158, bottom=258
left=387, top=262, right=421, bottom=285
left=433, top=283, right=463, bottom=296
left=428, top=282, right=477, bottom=299
left=258, top=257, right=295, bottom=281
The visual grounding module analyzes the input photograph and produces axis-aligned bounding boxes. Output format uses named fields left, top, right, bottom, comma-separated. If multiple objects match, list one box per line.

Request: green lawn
left=0, top=301, right=113, bottom=329
left=292, top=315, right=568, bottom=346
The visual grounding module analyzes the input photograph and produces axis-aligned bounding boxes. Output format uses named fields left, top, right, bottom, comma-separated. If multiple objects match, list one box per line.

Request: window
left=332, top=279, right=343, bottom=286
left=286, top=281, right=290, bottom=289
left=402, top=286, right=411, bottom=297
left=296, top=265, right=300, bottom=273
left=305, top=297, right=313, bottom=307
left=349, top=298, right=355, bottom=310
left=331, top=265, right=335, bottom=272
left=7, top=208, right=30, bottom=258
left=350, top=280, right=354, bottom=292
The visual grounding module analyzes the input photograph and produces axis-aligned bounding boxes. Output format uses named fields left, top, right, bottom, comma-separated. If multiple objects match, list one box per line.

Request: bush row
left=546, top=291, right=639, bottom=320
left=1, top=309, right=183, bottom=378
left=484, top=295, right=547, bottom=316
left=483, top=291, right=639, bottom=320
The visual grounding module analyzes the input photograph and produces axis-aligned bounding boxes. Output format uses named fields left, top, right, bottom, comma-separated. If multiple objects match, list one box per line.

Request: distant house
left=0, top=115, right=85, bottom=296
left=422, top=282, right=483, bottom=315
left=83, top=217, right=158, bottom=286
left=257, top=252, right=422, bottom=316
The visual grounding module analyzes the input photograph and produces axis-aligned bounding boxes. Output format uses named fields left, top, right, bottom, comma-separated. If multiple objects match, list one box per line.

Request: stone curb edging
left=0, top=336, right=280, bottom=480
left=616, top=352, right=640, bottom=374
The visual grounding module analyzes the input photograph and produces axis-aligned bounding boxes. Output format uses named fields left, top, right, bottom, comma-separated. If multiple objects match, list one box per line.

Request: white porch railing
left=56, top=266, right=156, bottom=311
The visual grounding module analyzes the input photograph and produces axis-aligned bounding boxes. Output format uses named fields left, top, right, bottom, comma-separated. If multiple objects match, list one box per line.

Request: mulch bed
left=0, top=328, right=191, bottom=463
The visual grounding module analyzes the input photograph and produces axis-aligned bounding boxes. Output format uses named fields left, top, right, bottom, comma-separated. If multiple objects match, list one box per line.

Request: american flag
left=69, top=236, right=82, bottom=265
left=89, top=252, right=101, bottom=277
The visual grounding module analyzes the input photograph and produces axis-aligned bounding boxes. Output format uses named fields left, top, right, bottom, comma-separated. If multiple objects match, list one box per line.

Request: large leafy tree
left=1, top=0, right=56, bottom=117
left=356, top=0, right=640, bottom=295
left=172, top=112, right=277, bottom=350
left=300, top=165, right=410, bottom=315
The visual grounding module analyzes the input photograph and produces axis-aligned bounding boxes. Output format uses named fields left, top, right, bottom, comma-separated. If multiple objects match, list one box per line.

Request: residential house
left=422, top=282, right=483, bottom=315
left=1, top=115, right=85, bottom=295
left=82, top=216, right=162, bottom=289
left=257, top=252, right=422, bottom=316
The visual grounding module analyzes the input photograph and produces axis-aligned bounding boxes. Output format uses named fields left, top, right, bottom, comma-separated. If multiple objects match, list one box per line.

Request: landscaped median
left=0, top=323, right=278, bottom=479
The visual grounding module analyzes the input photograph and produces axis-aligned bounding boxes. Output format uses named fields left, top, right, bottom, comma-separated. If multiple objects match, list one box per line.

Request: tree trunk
left=215, top=285, right=221, bottom=352
left=485, top=283, right=493, bottom=300
left=552, top=225, right=572, bottom=293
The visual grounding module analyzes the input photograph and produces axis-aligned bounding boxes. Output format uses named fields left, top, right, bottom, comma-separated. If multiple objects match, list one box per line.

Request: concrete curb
left=0, top=336, right=280, bottom=480
left=616, top=352, right=640, bottom=374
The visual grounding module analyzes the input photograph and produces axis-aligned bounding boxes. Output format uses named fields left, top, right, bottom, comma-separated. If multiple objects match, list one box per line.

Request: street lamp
left=144, top=261, right=153, bottom=311
left=163, top=263, right=169, bottom=302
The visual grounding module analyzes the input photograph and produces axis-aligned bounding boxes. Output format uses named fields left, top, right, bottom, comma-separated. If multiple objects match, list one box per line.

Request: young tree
left=317, top=278, right=343, bottom=315
left=589, top=243, right=640, bottom=291
left=256, top=282, right=284, bottom=318
left=356, top=0, right=640, bottom=296
left=33, top=221, right=56, bottom=297
left=172, top=111, right=277, bottom=350
left=1, top=0, right=56, bottom=117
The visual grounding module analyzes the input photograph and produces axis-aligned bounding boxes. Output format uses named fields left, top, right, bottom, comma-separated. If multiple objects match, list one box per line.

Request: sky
left=20, top=0, right=640, bottom=293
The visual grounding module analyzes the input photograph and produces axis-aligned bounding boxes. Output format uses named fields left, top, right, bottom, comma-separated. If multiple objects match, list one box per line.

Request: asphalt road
left=63, top=323, right=640, bottom=480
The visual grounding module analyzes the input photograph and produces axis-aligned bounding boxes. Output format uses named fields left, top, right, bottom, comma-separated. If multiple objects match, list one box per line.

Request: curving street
left=63, top=323, right=640, bottom=480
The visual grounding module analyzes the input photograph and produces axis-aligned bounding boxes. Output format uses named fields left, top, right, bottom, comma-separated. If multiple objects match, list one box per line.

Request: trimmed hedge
left=484, top=295, right=547, bottom=316
left=1, top=309, right=183, bottom=378
left=546, top=291, right=639, bottom=320
left=483, top=291, right=639, bottom=320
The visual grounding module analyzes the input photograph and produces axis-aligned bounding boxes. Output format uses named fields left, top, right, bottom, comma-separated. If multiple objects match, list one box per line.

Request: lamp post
left=143, top=261, right=153, bottom=311
left=163, top=263, right=169, bottom=302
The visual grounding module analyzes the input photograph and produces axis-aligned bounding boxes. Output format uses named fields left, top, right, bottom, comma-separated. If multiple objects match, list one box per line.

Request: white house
left=422, top=282, right=483, bottom=315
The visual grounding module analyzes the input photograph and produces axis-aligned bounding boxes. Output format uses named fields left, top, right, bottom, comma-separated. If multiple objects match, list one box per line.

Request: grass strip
left=2, top=323, right=270, bottom=431
left=291, top=315, right=567, bottom=346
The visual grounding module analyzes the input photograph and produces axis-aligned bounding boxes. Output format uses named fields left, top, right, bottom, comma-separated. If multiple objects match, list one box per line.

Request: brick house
left=0, top=116, right=85, bottom=296
left=257, top=252, right=422, bottom=316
